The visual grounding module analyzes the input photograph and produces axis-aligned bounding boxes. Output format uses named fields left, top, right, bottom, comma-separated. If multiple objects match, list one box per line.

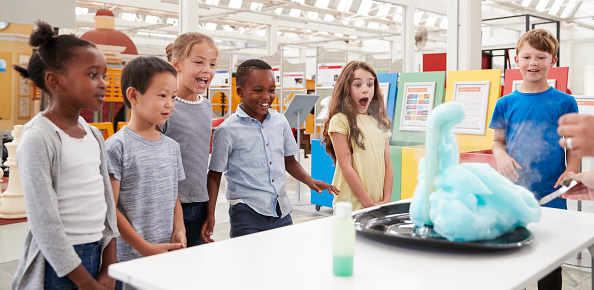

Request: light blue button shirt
left=209, top=105, right=299, bottom=218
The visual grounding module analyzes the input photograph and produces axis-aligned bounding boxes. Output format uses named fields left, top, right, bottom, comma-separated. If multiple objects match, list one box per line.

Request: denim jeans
left=182, top=202, right=207, bottom=247
left=44, top=240, right=101, bottom=290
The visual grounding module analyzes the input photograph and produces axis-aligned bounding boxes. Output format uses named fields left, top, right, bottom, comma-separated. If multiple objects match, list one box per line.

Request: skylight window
left=548, top=0, right=564, bottom=15
left=439, top=17, right=448, bottom=29
left=376, top=4, right=390, bottom=17
left=414, top=11, right=424, bottom=25
left=307, top=11, right=319, bottom=20
left=289, top=8, right=301, bottom=17
left=535, top=0, right=549, bottom=11
left=229, top=0, right=242, bottom=9
left=75, top=7, right=88, bottom=15
left=121, top=12, right=137, bottom=22
left=521, top=0, right=532, bottom=6
left=324, top=14, right=335, bottom=21
left=315, top=0, right=330, bottom=9
left=167, top=18, right=178, bottom=26
left=337, top=0, right=353, bottom=12
left=145, top=15, right=159, bottom=24
left=561, top=0, right=577, bottom=18
left=205, top=23, right=217, bottom=30
left=275, top=8, right=283, bottom=14
left=357, top=0, right=373, bottom=16
left=425, top=14, right=437, bottom=27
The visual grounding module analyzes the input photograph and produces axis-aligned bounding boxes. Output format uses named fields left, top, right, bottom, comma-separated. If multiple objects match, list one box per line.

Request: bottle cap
left=335, top=202, right=353, bottom=218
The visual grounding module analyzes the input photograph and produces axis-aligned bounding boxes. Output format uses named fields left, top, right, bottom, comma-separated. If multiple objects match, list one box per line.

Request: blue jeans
left=44, top=241, right=101, bottom=290
left=182, top=202, right=207, bottom=247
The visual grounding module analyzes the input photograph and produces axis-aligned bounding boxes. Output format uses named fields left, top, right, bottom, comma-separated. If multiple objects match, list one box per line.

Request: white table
left=109, top=202, right=594, bottom=290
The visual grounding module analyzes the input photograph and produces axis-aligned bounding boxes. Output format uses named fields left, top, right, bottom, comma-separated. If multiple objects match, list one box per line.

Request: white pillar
left=179, top=0, right=199, bottom=34
left=0, top=125, right=26, bottom=219
left=447, top=0, right=482, bottom=71
left=268, top=24, right=278, bottom=56
left=404, top=5, right=416, bottom=72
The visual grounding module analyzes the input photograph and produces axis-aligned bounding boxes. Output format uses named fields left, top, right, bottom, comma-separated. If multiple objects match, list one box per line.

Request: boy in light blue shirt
left=204, top=59, right=339, bottom=239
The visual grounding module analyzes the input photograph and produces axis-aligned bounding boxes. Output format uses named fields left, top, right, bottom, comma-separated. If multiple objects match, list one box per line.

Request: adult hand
left=558, top=113, right=594, bottom=157
left=561, top=171, right=594, bottom=200
left=494, top=153, right=521, bottom=182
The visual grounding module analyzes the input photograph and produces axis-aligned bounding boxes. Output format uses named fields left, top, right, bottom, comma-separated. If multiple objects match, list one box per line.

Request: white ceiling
left=71, top=0, right=594, bottom=59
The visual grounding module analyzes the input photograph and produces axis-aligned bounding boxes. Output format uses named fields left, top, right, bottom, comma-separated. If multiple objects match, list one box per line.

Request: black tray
left=353, top=202, right=533, bottom=251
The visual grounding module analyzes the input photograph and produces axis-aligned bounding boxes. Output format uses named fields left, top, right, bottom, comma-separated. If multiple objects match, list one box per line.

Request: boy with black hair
left=106, top=56, right=187, bottom=264
left=203, top=59, right=338, bottom=239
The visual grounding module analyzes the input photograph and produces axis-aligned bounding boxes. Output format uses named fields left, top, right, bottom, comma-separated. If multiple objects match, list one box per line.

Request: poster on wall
left=317, top=64, right=343, bottom=87
left=273, top=67, right=281, bottom=87
left=19, top=97, right=30, bottom=118
left=0, top=59, right=6, bottom=72
left=575, top=97, right=594, bottom=116
left=399, top=82, right=436, bottom=132
left=452, top=81, right=491, bottom=135
left=379, top=82, right=390, bottom=110
left=512, top=79, right=556, bottom=91
left=210, top=70, right=230, bottom=87
left=19, top=54, right=30, bottom=96
left=283, top=72, right=305, bottom=90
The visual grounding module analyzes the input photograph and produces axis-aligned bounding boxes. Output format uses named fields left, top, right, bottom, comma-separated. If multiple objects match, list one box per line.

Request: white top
left=109, top=201, right=594, bottom=290
left=50, top=117, right=106, bottom=245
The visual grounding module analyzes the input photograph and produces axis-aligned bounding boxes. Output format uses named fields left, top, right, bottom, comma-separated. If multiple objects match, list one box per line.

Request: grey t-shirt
left=161, top=98, right=212, bottom=203
left=106, top=126, right=185, bottom=262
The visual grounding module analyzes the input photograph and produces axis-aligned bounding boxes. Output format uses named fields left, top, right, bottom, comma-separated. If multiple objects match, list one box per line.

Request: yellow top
left=328, top=113, right=391, bottom=211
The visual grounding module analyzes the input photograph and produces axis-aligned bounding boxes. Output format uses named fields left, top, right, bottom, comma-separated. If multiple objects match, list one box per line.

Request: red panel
left=503, top=67, right=569, bottom=96
left=459, top=149, right=498, bottom=171
left=482, top=54, right=492, bottom=69
left=423, top=53, right=447, bottom=72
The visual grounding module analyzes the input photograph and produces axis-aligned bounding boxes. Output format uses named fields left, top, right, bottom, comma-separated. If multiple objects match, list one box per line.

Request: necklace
left=175, top=96, right=203, bottom=105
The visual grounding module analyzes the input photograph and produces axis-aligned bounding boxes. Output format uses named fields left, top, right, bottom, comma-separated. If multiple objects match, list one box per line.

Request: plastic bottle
left=333, top=201, right=355, bottom=277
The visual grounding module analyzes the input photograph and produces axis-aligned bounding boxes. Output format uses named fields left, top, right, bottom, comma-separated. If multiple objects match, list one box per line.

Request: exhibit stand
left=391, top=71, right=446, bottom=200
left=284, top=95, right=319, bottom=202
left=399, top=69, right=502, bottom=199
left=503, top=67, right=569, bottom=95
left=209, top=57, right=232, bottom=118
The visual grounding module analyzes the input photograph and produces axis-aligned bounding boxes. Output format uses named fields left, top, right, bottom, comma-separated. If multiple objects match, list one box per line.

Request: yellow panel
left=400, top=146, right=425, bottom=200
left=1, top=23, right=33, bottom=35
left=104, top=68, right=123, bottom=102
left=0, top=52, right=12, bottom=120
left=305, top=113, right=314, bottom=134
left=231, top=77, right=240, bottom=112
left=89, top=122, right=114, bottom=140
left=445, top=69, right=502, bottom=149
left=400, top=144, right=491, bottom=199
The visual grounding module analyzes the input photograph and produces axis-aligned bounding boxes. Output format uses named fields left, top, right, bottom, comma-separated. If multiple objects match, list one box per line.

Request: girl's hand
left=95, top=269, right=115, bottom=290
left=140, top=242, right=185, bottom=256
left=171, top=231, right=187, bottom=250
left=310, top=180, right=340, bottom=195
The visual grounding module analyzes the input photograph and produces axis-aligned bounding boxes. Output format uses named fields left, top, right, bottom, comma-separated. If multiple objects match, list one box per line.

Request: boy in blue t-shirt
left=203, top=59, right=339, bottom=240
left=489, top=29, right=579, bottom=290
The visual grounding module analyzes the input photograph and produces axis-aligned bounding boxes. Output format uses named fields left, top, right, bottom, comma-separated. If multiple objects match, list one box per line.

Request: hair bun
left=29, top=21, right=55, bottom=48
left=165, top=43, right=174, bottom=62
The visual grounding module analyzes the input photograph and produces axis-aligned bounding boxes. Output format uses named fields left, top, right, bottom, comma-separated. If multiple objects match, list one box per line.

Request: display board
left=503, top=67, right=569, bottom=96
left=445, top=69, right=502, bottom=149
left=376, top=73, right=398, bottom=128
left=391, top=71, right=446, bottom=145
left=399, top=82, right=435, bottom=132
left=451, top=81, right=491, bottom=135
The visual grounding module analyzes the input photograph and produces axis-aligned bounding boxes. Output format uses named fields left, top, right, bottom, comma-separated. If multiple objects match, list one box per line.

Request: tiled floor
left=0, top=153, right=593, bottom=289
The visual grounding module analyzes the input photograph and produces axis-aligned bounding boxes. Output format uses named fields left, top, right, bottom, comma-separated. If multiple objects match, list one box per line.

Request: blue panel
left=377, top=73, right=399, bottom=133
left=311, top=139, right=335, bottom=208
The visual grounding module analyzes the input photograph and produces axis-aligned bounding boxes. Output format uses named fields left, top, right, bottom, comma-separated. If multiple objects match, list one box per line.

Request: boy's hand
left=309, top=180, right=340, bottom=195
left=171, top=231, right=187, bottom=250
left=141, top=242, right=185, bottom=256
left=200, top=215, right=215, bottom=243
left=494, top=153, right=521, bottom=182
left=95, top=269, right=115, bottom=290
